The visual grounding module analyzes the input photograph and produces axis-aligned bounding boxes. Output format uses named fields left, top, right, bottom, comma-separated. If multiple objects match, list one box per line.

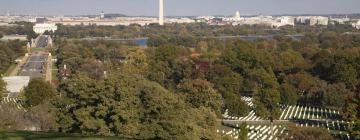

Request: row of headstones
left=218, top=125, right=286, bottom=140
left=335, top=132, right=351, bottom=140
left=220, top=123, right=351, bottom=140
left=279, top=105, right=340, bottom=120
left=295, top=120, right=349, bottom=131
left=241, top=96, right=254, bottom=107
left=223, top=110, right=264, bottom=121
left=295, top=122, right=351, bottom=140
left=217, top=129, right=240, bottom=139
left=247, top=125, right=286, bottom=140
left=1, top=97, right=26, bottom=111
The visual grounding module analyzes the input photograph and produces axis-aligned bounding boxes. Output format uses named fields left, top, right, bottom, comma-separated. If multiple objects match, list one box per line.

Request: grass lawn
left=51, top=61, right=59, bottom=82
left=3, top=63, right=17, bottom=76
left=30, top=47, right=46, bottom=52
left=0, top=130, right=133, bottom=140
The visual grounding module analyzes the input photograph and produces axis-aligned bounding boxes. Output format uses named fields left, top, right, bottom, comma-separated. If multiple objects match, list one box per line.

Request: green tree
left=351, top=120, right=360, bottom=139
left=347, top=94, right=360, bottom=139
left=207, top=64, right=249, bottom=116
left=121, top=47, right=149, bottom=76
left=323, top=83, right=352, bottom=108
left=208, top=64, right=243, bottom=96
left=147, top=44, right=190, bottom=89
left=238, top=123, right=249, bottom=140
left=254, top=88, right=281, bottom=119
left=177, top=79, right=223, bottom=116
left=0, top=78, right=6, bottom=100
left=55, top=73, right=222, bottom=139
left=225, top=94, right=250, bottom=117
left=330, top=63, right=358, bottom=90
left=24, top=78, right=57, bottom=107
left=250, top=68, right=281, bottom=119
left=274, top=49, right=308, bottom=73
left=280, top=82, right=299, bottom=105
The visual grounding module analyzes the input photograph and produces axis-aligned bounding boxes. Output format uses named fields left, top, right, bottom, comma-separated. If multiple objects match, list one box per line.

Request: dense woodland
left=0, top=22, right=37, bottom=40
left=0, top=40, right=26, bottom=74
left=0, top=23, right=360, bottom=139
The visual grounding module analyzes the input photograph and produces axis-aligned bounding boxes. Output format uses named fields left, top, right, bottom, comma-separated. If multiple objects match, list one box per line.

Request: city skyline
left=1, top=0, right=360, bottom=16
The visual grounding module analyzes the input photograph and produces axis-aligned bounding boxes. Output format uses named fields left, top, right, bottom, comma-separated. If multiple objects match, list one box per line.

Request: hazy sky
left=1, top=0, right=360, bottom=16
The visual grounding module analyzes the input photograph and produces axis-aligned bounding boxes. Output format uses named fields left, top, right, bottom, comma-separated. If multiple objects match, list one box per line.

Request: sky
left=1, top=0, right=360, bottom=16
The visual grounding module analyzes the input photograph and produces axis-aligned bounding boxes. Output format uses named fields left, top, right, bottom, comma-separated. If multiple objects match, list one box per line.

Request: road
left=36, top=35, right=49, bottom=48
left=19, top=53, right=47, bottom=79
left=18, top=35, right=51, bottom=79
left=3, top=35, right=51, bottom=98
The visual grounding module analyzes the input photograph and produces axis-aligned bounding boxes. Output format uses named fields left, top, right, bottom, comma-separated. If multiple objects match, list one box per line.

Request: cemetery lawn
left=0, top=130, right=133, bottom=140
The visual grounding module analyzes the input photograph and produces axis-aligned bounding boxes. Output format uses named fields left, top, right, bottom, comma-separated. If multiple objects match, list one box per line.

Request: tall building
left=159, top=0, right=164, bottom=25
left=233, top=11, right=241, bottom=21
left=235, top=11, right=240, bottom=19
left=100, top=11, right=105, bottom=19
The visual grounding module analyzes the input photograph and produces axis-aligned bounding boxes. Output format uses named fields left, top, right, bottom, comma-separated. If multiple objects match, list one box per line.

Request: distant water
left=134, top=39, right=148, bottom=47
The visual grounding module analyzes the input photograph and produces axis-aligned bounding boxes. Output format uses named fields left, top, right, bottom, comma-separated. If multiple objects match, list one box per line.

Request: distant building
left=272, top=16, right=295, bottom=27
left=353, top=20, right=360, bottom=29
left=166, top=18, right=195, bottom=23
left=330, top=17, right=350, bottom=24
left=234, top=11, right=241, bottom=21
left=318, top=17, right=329, bottom=26
left=29, top=18, right=37, bottom=23
left=233, top=15, right=274, bottom=26
left=296, top=16, right=328, bottom=26
left=100, top=11, right=105, bottom=19
left=33, top=23, right=58, bottom=34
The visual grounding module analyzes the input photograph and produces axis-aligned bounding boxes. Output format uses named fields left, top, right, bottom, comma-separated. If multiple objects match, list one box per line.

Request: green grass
left=0, top=130, right=132, bottom=140
left=4, top=63, right=17, bottom=76
left=30, top=47, right=46, bottom=52
left=51, top=61, right=59, bottom=82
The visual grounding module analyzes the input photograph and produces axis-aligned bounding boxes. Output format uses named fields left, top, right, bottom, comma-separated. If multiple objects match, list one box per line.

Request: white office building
left=353, top=20, right=360, bottom=29
left=272, top=16, right=295, bottom=27
left=33, top=23, right=58, bottom=34
left=295, top=16, right=329, bottom=26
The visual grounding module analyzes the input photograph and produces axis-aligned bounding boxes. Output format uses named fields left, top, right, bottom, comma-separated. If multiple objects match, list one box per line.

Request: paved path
left=222, top=119, right=292, bottom=126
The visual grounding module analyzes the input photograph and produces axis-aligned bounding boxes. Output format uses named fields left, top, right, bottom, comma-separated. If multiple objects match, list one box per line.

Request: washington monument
left=159, top=0, right=164, bottom=25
